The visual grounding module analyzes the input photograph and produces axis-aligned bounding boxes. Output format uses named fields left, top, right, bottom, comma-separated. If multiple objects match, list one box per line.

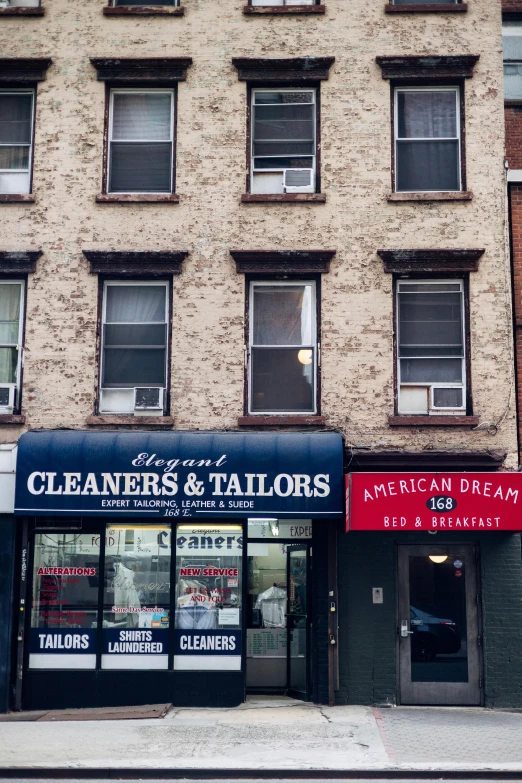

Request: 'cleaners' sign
left=347, top=473, right=522, bottom=532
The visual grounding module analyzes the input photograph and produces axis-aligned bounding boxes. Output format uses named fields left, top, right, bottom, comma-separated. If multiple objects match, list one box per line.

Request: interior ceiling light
left=428, top=555, right=449, bottom=564
left=297, top=349, right=313, bottom=365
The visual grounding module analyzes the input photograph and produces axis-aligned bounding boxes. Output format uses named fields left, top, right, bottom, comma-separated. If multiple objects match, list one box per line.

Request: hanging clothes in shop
left=254, top=585, right=287, bottom=628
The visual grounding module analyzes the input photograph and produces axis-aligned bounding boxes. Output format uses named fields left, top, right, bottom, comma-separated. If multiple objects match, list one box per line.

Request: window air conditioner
left=134, top=387, right=164, bottom=414
left=284, top=169, right=314, bottom=193
left=0, top=384, right=16, bottom=414
left=429, top=385, right=465, bottom=414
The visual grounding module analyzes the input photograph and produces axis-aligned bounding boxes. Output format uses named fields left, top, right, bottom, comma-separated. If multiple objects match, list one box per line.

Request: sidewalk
left=1, top=696, right=522, bottom=772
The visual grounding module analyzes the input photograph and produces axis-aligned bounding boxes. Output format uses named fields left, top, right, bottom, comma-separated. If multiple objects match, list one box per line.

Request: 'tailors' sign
left=15, top=431, right=343, bottom=519
left=347, top=473, right=522, bottom=532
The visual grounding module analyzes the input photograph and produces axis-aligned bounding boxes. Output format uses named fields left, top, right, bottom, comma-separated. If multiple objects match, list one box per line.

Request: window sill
left=0, top=414, right=25, bottom=425
left=87, top=415, right=174, bottom=426
left=241, top=193, right=326, bottom=204
left=238, top=415, right=326, bottom=426
left=0, top=6, right=44, bottom=15
left=388, top=415, right=479, bottom=427
left=387, top=191, right=473, bottom=203
left=103, top=5, right=184, bottom=14
left=505, top=100, right=522, bottom=107
left=384, top=3, right=467, bottom=12
left=96, top=193, right=180, bottom=203
left=0, top=193, right=35, bottom=203
left=243, top=4, right=325, bottom=13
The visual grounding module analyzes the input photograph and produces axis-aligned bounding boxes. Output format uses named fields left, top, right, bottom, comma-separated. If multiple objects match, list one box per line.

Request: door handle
left=400, top=619, right=414, bottom=637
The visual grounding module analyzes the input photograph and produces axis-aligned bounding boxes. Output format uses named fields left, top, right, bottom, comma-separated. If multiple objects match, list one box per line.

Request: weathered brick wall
left=0, top=0, right=517, bottom=467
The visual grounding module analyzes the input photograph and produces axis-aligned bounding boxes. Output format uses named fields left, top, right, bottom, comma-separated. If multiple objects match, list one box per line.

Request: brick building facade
left=1, top=0, right=521, bottom=712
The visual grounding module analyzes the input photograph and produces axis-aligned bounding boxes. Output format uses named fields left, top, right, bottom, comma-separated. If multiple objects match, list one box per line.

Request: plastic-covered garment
left=254, top=585, right=287, bottom=628
left=176, top=594, right=217, bottom=629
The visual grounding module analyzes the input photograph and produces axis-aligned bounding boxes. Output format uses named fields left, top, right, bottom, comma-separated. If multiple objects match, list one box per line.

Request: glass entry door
left=398, top=544, right=481, bottom=705
left=287, top=545, right=309, bottom=699
left=246, top=540, right=311, bottom=700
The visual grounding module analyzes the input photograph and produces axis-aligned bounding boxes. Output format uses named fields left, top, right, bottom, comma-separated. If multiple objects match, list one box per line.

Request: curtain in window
left=112, top=94, right=172, bottom=141
left=105, top=285, right=165, bottom=323
left=398, top=92, right=456, bottom=139
left=253, top=286, right=312, bottom=345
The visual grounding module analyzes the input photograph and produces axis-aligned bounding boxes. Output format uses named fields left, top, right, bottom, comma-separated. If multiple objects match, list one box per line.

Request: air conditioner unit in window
left=134, top=387, right=164, bottom=415
left=284, top=169, right=314, bottom=193
left=429, top=385, right=465, bottom=414
left=0, top=384, right=16, bottom=414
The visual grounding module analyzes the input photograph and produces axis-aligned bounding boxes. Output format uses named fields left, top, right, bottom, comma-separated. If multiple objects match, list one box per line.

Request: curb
left=1, top=770, right=522, bottom=780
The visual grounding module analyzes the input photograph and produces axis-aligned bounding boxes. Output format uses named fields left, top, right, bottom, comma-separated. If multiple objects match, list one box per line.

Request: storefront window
left=174, top=524, right=243, bottom=671
left=247, top=519, right=312, bottom=540
left=102, top=525, right=171, bottom=669
left=30, top=532, right=100, bottom=669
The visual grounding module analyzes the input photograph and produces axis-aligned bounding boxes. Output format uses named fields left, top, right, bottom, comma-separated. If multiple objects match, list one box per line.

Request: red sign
left=347, top=473, right=522, bottom=532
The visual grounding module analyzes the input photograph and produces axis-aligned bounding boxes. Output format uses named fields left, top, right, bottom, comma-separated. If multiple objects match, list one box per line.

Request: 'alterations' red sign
left=347, top=473, right=522, bottom=532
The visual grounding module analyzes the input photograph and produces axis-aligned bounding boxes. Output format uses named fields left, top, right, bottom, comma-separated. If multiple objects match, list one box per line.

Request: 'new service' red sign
left=347, top=473, right=522, bottom=532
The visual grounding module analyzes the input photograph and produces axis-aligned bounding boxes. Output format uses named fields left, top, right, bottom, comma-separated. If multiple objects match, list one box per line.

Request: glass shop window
left=174, top=524, right=243, bottom=671
left=29, top=532, right=100, bottom=669
left=102, top=524, right=171, bottom=669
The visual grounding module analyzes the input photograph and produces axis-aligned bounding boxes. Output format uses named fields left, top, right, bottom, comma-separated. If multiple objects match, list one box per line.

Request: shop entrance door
left=246, top=540, right=311, bottom=700
left=287, top=545, right=309, bottom=700
left=398, top=544, right=481, bottom=706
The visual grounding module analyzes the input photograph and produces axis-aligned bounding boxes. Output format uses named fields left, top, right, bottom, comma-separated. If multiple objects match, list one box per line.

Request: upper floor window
left=397, top=280, right=466, bottom=416
left=394, top=86, right=461, bottom=193
left=503, top=23, right=522, bottom=100
left=0, top=280, right=24, bottom=414
left=0, top=90, right=34, bottom=195
left=248, top=281, right=317, bottom=414
left=251, top=89, right=316, bottom=195
left=0, top=0, right=40, bottom=8
left=108, top=89, right=175, bottom=194
left=99, top=281, right=169, bottom=415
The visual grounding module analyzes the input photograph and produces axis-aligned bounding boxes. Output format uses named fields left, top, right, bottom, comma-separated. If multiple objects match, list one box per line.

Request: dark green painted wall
left=335, top=530, right=522, bottom=708
left=0, top=516, right=16, bottom=713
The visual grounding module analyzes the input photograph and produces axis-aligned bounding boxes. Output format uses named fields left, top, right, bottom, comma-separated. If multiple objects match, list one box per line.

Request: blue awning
left=14, top=430, right=344, bottom=519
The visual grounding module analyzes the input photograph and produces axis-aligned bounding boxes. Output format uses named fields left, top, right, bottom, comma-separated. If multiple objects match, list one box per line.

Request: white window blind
left=108, top=90, right=174, bottom=194
left=503, top=23, right=522, bottom=100
left=0, top=282, right=24, bottom=410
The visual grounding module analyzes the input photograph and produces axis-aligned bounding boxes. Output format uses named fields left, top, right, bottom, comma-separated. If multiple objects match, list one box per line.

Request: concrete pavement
left=1, top=697, right=522, bottom=772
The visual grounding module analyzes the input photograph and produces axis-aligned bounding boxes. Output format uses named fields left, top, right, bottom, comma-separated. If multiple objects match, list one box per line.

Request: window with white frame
left=249, top=281, right=317, bottom=414
left=99, top=281, right=169, bottom=415
left=108, top=89, right=175, bottom=194
left=503, top=23, right=522, bottom=100
left=394, top=87, right=461, bottom=193
left=397, top=280, right=466, bottom=415
left=0, top=90, right=34, bottom=195
left=251, top=89, right=316, bottom=195
left=0, top=281, right=24, bottom=413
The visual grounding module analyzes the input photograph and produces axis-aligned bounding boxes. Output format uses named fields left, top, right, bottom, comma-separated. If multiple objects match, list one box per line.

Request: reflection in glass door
left=287, top=545, right=309, bottom=699
left=398, top=544, right=481, bottom=705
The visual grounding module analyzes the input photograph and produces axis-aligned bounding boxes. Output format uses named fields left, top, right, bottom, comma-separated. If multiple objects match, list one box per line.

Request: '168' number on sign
left=427, top=495, right=457, bottom=513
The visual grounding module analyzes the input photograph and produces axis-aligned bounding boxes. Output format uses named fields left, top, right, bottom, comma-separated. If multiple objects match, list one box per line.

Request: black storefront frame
left=21, top=517, right=248, bottom=710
